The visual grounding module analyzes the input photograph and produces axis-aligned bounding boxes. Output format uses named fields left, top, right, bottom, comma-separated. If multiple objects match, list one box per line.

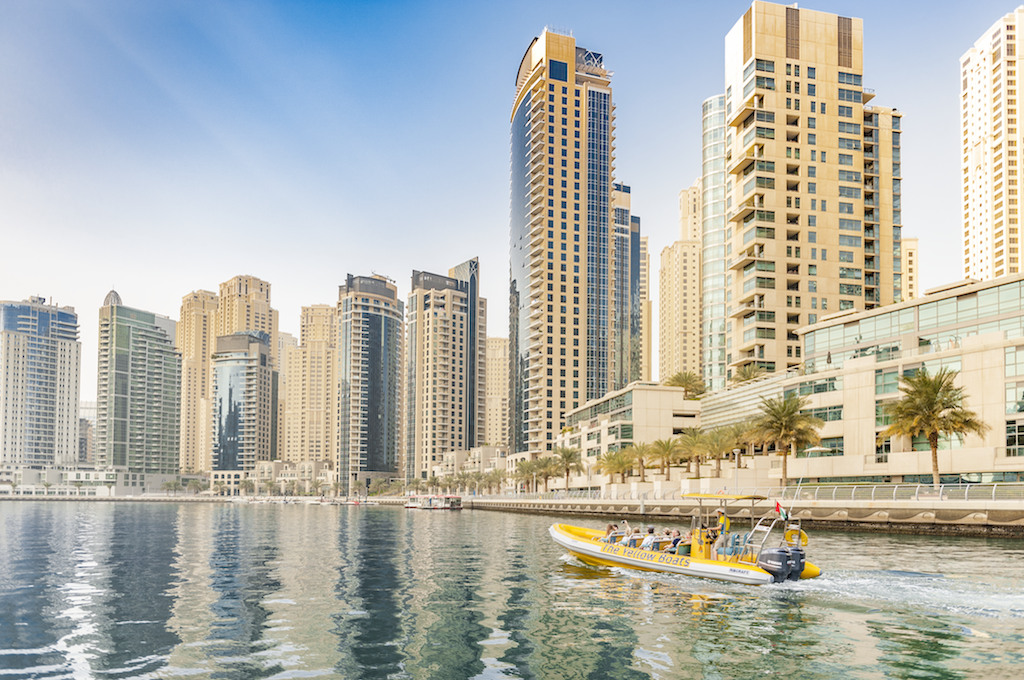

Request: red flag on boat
left=775, top=501, right=788, bottom=520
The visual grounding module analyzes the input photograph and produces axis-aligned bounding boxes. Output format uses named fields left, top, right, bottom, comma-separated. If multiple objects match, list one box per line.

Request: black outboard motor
left=757, top=547, right=807, bottom=582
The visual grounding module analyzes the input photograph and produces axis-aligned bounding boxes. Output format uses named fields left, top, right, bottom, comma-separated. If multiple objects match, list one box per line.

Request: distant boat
left=404, top=494, right=462, bottom=510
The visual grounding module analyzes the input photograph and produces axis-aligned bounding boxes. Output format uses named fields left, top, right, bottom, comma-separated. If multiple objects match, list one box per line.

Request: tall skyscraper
left=217, top=275, right=279, bottom=367
left=0, top=297, right=81, bottom=467
left=177, top=290, right=218, bottom=473
left=210, top=331, right=277, bottom=471
left=283, top=305, right=337, bottom=463
left=277, top=330, right=298, bottom=459
left=962, top=8, right=1024, bottom=280
left=509, top=29, right=639, bottom=458
left=485, top=337, right=509, bottom=449
left=404, top=259, right=486, bottom=481
left=722, top=1, right=904, bottom=376
left=638, top=234, right=652, bottom=382
left=699, top=96, right=728, bottom=390
left=177, top=275, right=279, bottom=473
left=611, top=183, right=646, bottom=386
left=661, top=179, right=704, bottom=381
left=337, top=274, right=404, bottom=492
left=95, top=291, right=181, bottom=474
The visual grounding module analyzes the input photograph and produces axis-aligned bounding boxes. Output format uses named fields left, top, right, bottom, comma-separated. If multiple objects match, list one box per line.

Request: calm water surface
left=1, top=502, right=1022, bottom=679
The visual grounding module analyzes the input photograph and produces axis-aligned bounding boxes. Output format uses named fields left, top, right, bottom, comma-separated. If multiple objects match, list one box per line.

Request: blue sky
left=0, top=0, right=1011, bottom=397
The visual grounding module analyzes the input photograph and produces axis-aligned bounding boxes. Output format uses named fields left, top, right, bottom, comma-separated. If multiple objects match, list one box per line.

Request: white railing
left=466, top=483, right=1024, bottom=503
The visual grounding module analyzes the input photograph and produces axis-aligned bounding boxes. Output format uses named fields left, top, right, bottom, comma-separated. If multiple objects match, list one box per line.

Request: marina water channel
left=1, top=501, right=1023, bottom=679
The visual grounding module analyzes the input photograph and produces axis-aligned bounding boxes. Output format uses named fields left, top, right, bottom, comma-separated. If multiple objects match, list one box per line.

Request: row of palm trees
left=588, top=393, right=819, bottom=488
left=662, top=366, right=767, bottom=399
left=517, top=367, right=987, bottom=491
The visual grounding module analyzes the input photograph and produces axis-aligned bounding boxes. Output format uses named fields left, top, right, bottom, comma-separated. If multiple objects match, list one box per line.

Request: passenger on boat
left=660, top=529, right=682, bottom=552
left=620, top=527, right=642, bottom=547
left=639, top=526, right=657, bottom=550
left=598, top=524, right=618, bottom=542
left=713, top=509, right=731, bottom=559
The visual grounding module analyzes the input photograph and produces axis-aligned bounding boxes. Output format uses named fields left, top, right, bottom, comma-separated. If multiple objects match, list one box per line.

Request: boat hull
left=549, top=524, right=819, bottom=586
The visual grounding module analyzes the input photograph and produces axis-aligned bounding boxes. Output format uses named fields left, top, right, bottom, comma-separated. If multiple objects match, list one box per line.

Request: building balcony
left=728, top=195, right=763, bottom=223
left=727, top=94, right=758, bottom=128
left=727, top=145, right=763, bottom=176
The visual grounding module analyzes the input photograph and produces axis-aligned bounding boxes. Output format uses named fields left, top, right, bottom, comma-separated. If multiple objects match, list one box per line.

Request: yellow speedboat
left=549, top=494, right=822, bottom=586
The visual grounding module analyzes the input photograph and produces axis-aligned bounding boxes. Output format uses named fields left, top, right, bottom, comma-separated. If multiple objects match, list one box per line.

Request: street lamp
left=732, top=448, right=741, bottom=492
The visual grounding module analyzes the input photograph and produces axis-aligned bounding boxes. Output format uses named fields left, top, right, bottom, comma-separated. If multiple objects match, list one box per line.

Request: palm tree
left=551, top=446, right=583, bottom=491
left=238, top=479, right=255, bottom=497
left=426, top=475, right=440, bottom=495
left=731, top=364, right=766, bottom=384
left=187, top=479, right=203, bottom=495
left=624, top=442, right=654, bottom=483
left=42, top=481, right=52, bottom=495
left=730, top=419, right=759, bottom=470
left=675, top=428, right=705, bottom=478
left=701, top=427, right=740, bottom=478
left=213, top=482, right=226, bottom=496
left=662, top=371, right=706, bottom=399
left=535, top=457, right=559, bottom=493
left=309, top=479, right=324, bottom=497
left=878, top=367, right=989, bottom=488
left=650, top=438, right=681, bottom=476
left=332, top=480, right=344, bottom=498
left=749, top=394, right=824, bottom=487
left=514, top=459, right=537, bottom=492
left=594, top=450, right=632, bottom=484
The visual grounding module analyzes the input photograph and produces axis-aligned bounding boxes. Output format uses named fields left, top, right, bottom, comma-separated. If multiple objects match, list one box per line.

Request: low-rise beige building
left=783, top=275, right=1024, bottom=484
left=553, top=382, right=700, bottom=489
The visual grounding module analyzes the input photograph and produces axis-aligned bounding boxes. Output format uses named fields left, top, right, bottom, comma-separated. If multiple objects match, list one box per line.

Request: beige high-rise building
left=485, top=337, right=509, bottom=449
left=962, top=8, right=1024, bottom=280
left=177, top=290, right=217, bottom=473
left=283, top=306, right=336, bottom=463
left=660, top=180, right=703, bottom=380
left=723, top=1, right=904, bottom=375
left=404, top=260, right=486, bottom=481
left=217, top=275, right=279, bottom=367
left=277, top=330, right=297, bottom=456
left=509, top=30, right=641, bottom=458
left=177, top=275, right=279, bottom=473
left=639, top=235, right=652, bottom=381
left=904, top=237, right=919, bottom=300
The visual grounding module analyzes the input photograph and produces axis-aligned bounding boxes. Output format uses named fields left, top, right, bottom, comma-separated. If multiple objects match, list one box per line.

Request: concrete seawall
left=456, top=497, right=1024, bottom=537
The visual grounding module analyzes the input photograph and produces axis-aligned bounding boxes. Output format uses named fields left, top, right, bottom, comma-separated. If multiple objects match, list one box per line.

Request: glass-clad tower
left=701, top=95, right=729, bottom=391
left=337, top=274, right=403, bottom=493
left=0, top=296, right=81, bottom=467
left=509, top=29, right=637, bottom=459
left=96, top=291, right=181, bottom=474
left=210, top=331, right=277, bottom=471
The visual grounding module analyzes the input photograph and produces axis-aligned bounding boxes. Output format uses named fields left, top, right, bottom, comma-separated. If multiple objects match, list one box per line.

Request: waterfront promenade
left=6, top=482, right=1024, bottom=536
left=383, top=483, right=1024, bottom=537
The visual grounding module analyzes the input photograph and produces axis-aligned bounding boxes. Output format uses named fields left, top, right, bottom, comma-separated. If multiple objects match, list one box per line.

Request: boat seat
left=723, top=533, right=744, bottom=556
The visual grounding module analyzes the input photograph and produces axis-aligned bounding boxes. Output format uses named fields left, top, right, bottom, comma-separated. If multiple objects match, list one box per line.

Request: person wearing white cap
left=713, top=508, right=731, bottom=560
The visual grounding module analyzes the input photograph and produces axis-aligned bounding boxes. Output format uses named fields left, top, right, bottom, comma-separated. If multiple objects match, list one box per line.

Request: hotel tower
left=509, top=29, right=641, bottom=458
left=962, top=7, right=1024, bottom=280
left=722, top=1, right=905, bottom=376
